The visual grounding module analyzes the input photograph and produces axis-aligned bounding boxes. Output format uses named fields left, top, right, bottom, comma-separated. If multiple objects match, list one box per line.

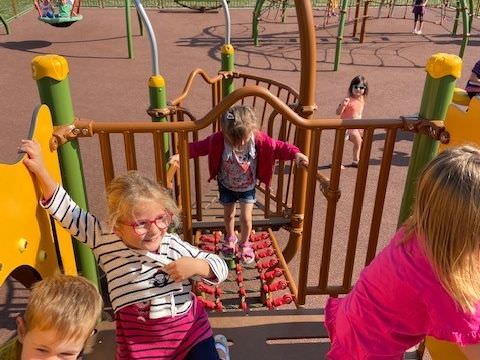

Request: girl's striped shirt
left=42, top=185, right=228, bottom=319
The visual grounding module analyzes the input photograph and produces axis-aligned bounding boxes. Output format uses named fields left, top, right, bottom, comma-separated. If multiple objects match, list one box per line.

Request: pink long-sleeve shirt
left=188, top=131, right=300, bottom=187
left=325, top=228, right=480, bottom=359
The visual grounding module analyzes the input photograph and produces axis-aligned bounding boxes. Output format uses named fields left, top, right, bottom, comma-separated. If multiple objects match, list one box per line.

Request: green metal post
left=452, top=0, right=460, bottom=36
left=148, top=75, right=169, bottom=157
left=334, top=0, right=349, bottom=71
left=31, top=55, right=100, bottom=288
left=467, top=0, right=473, bottom=33
left=252, top=0, right=265, bottom=46
left=221, top=44, right=235, bottom=98
left=457, top=0, right=469, bottom=58
left=126, top=0, right=134, bottom=59
left=397, top=53, right=462, bottom=227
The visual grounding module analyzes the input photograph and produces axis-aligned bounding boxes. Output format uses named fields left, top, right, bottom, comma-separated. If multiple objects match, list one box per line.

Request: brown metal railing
left=151, top=70, right=302, bottom=225
left=69, top=84, right=447, bottom=306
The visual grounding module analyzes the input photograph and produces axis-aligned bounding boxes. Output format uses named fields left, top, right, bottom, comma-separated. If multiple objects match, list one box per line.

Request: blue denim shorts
left=218, top=182, right=256, bottom=204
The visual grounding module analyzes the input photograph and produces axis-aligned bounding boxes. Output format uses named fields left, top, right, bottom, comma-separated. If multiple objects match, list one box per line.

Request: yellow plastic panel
left=452, top=88, right=471, bottom=106
left=425, top=53, right=462, bottom=80
left=440, top=96, right=480, bottom=152
left=425, top=336, right=467, bottom=359
left=0, top=104, right=77, bottom=286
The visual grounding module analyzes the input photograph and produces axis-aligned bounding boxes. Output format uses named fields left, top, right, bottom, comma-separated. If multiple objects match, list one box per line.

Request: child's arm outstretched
left=21, top=139, right=57, bottom=201
left=270, top=136, right=309, bottom=168
left=21, top=139, right=101, bottom=249
left=169, top=135, right=215, bottom=166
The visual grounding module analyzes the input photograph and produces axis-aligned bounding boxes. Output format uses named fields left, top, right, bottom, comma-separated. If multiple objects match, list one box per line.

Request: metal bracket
left=218, top=70, right=235, bottom=79
left=147, top=106, right=175, bottom=118
left=299, top=104, right=318, bottom=116
left=401, top=116, right=450, bottom=144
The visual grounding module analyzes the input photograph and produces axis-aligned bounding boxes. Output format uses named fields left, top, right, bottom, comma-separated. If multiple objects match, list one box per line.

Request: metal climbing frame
left=62, top=76, right=448, bottom=309
left=333, top=0, right=471, bottom=69
left=252, top=0, right=289, bottom=45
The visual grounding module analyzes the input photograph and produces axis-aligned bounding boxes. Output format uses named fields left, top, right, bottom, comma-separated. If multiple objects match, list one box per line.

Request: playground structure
left=252, top=0, right=474, bottom=70
left=33, top=0, right=83, bottom=27
left=0, top=104, right=77, bottom=287
left=1, top=0, right=480, bottom=358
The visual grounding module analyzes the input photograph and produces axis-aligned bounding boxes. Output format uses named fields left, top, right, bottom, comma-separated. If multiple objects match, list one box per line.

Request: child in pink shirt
left=170, top=105, right=308, bottom=264
left=336, top=75, right=368, bottom=167
left=325, top=146, right=480, bottom=359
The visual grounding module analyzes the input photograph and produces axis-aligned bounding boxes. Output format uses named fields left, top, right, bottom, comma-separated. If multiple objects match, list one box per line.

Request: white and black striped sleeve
left=41, top=185, right=102, bottom=249
left=168, top=234, right=228, bottom=284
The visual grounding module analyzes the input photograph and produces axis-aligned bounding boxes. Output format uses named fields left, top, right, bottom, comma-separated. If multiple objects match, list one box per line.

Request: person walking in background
left=412, top=0, right=428, bottom=34
left=336, top=75, right=368, bottom=168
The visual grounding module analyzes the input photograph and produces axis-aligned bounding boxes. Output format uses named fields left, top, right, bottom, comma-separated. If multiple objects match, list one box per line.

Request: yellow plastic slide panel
left=440, top=96, right=480, bottom=151
left=425, top=336, right=467, bottom=359
left=0, top=104, right=77, bottom=286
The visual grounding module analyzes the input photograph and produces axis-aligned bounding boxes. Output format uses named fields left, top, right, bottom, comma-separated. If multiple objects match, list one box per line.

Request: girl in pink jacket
left=326, top=146, right=480, bottom=359
left=171, top=105, right=308, bottom=263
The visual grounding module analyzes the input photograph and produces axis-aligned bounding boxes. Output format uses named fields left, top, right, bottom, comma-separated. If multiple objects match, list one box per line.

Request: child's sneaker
left=240, top=241, right=255, bottom=264
left=221, top=235, right=238, bottom=257
left=214, top=334, right=230, bottom=360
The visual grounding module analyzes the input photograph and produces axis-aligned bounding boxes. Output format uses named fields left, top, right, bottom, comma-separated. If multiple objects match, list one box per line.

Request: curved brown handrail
left=170, top=68, right=224, bottom=107
left=75, top=85, right=412, bottom=134
left=236, top=72, right=300, bottom=99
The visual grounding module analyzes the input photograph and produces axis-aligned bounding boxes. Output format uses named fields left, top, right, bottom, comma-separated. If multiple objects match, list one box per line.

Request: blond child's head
left=17, top=274, right=102, bottom=360
left=405, top=145, right=480, bottom=312
left=106, top=171, right=181, bottom=252
left=221, top=105, right=258, bottom=148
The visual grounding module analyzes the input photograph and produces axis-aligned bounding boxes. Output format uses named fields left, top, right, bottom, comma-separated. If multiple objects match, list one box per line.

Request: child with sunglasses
left=336, top=75, right=368, bottom=167
left=21, top=139, right=229, bottom=360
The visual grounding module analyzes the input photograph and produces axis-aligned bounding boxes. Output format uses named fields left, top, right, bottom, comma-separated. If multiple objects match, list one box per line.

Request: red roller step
left=195, top=231, right=295, bottom=312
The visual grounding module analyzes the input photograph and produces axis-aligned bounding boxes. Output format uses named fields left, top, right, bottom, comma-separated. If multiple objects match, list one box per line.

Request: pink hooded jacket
left=188, top=131, right=300, bottom=187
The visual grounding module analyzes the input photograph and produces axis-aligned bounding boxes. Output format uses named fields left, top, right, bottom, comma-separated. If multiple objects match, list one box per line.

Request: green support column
left=252, top=0, right=265, bottom=46
left=221, top=44, right=235, bottom=98
left=457, top=0, right=469, bottom=58
left=397, top=53, right=462, bottom=227
left=31, top=55, right=100, bottom=288
left=148, top=75, right=169, bottom=158
left=452, top=0, right=460, bottom=36
left=334, top=0, right=349, bottom=71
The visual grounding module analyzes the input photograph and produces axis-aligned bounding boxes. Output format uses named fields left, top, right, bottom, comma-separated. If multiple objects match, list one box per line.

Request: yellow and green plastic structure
left=0, top=104, right=77, bottom=286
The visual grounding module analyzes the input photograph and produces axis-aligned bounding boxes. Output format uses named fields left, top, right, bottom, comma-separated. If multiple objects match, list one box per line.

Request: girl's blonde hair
left=221, top=105, right=258, bottom=145
left=106, top=170, right=181, bottom=228
left=404, top=145, right=480, bottom=312
left=24, top=274, right=102, bottom=343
